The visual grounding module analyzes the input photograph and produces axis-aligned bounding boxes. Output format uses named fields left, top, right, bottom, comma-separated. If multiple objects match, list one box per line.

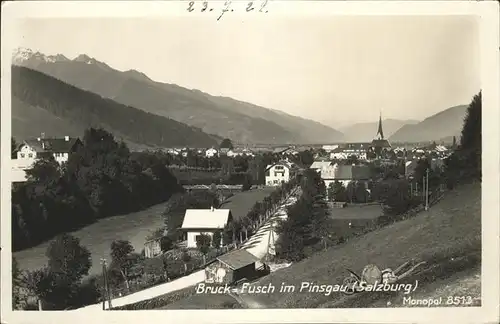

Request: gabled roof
left=181, top=209, right=231, bottom=229
left=216, top=249, right=260, bottom=270
left=322, top=164, right=371, bottom=180
left=310, top=161, right=332, bottom=169
left=265, top=161, right=295, bottom=172
left=23, top=137, right=81, bottom=153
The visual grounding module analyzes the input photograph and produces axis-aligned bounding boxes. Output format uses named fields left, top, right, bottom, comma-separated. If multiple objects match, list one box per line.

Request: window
left=20, top=153, right=25, bottom=158
left=28, top=153, right=33, bottom=158
left=275, top=165, right=284, bottom=170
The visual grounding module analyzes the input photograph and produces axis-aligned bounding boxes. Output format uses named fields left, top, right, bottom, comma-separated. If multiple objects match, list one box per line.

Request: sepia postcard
left=1, top=1, right=499, bottom=324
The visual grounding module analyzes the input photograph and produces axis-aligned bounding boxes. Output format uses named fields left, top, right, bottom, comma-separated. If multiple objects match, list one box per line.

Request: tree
left=212, top=230, right=222, bottom=249
left=12, top=256, right=23, bottom=309
left=25, top=158, right=61, bottom=183
left=46, top=233, right=91, bottom=282
left=110, top=240, right=135, bottom=290
left=160, top=235, right=174, bottom=252
left=219, top=138, right=234, bottom=150
left=328, top=181, right=348, bottom=202
left=346, top=155, right=359, bottom=165
left=459, top=91, right=482, bottom=180
left=241, top=175, right=252, bottom=191
left=196, top=233, right=212, bottom=255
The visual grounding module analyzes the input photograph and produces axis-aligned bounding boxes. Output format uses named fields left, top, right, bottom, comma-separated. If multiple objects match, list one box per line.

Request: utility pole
left=425, top=168, right=429, bottom=211
left=101, top=258, right=112, bottom=310
left=422, top=175, right=425, bottom=203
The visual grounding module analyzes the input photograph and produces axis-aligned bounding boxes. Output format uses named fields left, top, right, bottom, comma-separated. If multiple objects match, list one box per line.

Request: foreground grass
left=160, top=291, right=242, bottom=309
left=245, top=183, right=481, bottom=308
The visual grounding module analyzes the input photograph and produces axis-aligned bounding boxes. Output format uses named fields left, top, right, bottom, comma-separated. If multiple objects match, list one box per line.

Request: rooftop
left=216, top=249, right=260, bottom=270
left=181, top=208, right=232, bottom=229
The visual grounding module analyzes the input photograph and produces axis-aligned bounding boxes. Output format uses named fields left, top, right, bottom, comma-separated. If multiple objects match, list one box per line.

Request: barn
left=204, top=249, right=260, bottom=285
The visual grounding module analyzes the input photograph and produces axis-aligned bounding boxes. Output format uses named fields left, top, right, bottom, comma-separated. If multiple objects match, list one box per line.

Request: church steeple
left=376, top=111, right=384, bottom=140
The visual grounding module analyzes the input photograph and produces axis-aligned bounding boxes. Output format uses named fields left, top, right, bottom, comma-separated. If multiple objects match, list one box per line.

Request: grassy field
left=328, top=203, right=383, bottom=220
left=241, top=182, right=481, bottom=308
left=13, top=202, right=169, bottom=275
left=220, top=186, right=276, bottom=222
left=160, top=291, right=242, bottom=309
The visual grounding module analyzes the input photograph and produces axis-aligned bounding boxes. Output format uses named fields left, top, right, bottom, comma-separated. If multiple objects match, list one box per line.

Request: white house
left=205, top=147, right=219, bottom=158
left=265, top=161, right=295, bottom=186
left=17, top=136, right=82, bottom=165
left=321, top=163, right=371, bottom=193
left=181, top=208, right=233, bottom=248
left=322, top=144, right=339, bottom=152
left=310, top=160, right=333, bottom=172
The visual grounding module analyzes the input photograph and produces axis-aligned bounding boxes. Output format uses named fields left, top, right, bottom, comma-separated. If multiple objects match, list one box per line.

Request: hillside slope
left=340, top=119, right=419, bottom=142
left=11, top=65, right=219, bottom=148
left=13, top=48, right=344, bottom=144
left=389, top=105, right=468, bottom=143
left=245, top=183, right=481, bottom=308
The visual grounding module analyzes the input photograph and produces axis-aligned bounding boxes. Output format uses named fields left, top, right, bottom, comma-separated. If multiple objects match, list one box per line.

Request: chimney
left=64, top=136, right=70, bottom=142
left=41, top=132, right=45, bottom=139
left=41, top=142, right=45, bottom=150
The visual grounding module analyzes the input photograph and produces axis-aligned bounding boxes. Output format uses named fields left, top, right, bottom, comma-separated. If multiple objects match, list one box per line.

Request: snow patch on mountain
left=12, top=47, right=70, bottom=65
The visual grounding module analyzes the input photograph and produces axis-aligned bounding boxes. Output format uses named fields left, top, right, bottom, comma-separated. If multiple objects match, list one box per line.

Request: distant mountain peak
left=74, top=54, right=94, bottom=64
left=73, top=53, right=111, bottom=70
left=123, top=69, right=152, bottom=82
left=12, top=47, right=69, bottom=65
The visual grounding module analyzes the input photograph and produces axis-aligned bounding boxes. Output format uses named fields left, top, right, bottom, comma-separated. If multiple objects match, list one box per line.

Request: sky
left=13, top=16, right=480, bottom=128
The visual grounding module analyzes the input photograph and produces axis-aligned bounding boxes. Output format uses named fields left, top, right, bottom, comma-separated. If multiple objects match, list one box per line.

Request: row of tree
left=274, top=169, right=329, bottom=262
left=12, top=127, right=184, bottom=251
left=221, top=178, right=300, bottom=246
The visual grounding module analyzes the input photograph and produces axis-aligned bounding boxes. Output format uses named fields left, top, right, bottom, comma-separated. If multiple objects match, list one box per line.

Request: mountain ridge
left=11, top=65, right=221, bottom=149
left=389, top=105, right=468, bottom=143
left=12, top=47, right=344, bottom=144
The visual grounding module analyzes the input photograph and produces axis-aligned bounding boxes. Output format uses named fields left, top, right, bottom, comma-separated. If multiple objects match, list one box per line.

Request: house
left=205, top=147, right=219, bottom=158
left=181, top=208, right=233, bottom=248
left=228, top=148, right=255, bottom=157
left=204, top=249, right=260, bottom=285
left=329, top=143, right=369, bottom=160
left=322, top=144, right=339, bottom=152
left=321, top=163, right=371, bottom=189
left=405, top=160, right=419, bottom=178
left=265, top=161, right=296, bottom=186
left=17, top=136, right=82, bottom=165
left=310, top=160, right=333, bottom=172
left=144, top=238, right=162, bottom=258
left=227, top=148, right=245, bottom=157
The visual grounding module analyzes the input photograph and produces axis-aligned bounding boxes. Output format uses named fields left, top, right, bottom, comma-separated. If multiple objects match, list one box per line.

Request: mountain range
left=11, top=47, right=471, bottom=146
left=12, top=47, right=344, bottom=145
left=388, top=105, right=468, bottom=143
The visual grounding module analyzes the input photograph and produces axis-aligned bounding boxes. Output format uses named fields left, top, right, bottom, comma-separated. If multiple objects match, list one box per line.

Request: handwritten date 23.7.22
left=187, top=1, right=269, bottom=20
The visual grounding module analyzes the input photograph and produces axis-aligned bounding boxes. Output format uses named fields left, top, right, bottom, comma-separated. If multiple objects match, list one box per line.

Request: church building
left=369, top=113, right=391, bottom=157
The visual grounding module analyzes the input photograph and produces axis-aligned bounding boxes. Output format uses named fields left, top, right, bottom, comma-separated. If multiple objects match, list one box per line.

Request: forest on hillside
left=11, top=65, right=219, bottom=148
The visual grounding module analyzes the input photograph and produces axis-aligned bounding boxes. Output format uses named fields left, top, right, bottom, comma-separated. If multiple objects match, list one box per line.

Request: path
left=75, top=187, right=300, bottom=311
left=75, top=270, right=205, bottom=311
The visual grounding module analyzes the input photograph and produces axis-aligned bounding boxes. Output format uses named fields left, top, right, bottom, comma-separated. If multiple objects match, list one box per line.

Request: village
left=11, top=115, right=456, bottom=311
